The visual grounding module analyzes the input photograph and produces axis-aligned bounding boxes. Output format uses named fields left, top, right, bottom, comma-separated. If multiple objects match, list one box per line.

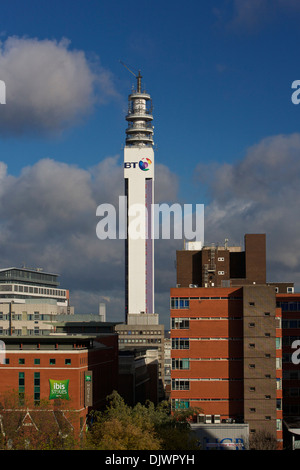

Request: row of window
left=171, top=358, right=243, bottom=370
left=0, top=328, right=49, bottom=335
left=277, top=301, right=300, bottom=312
left=170, top=296, right=243, bottom=309
left=0, top=284, right=66, bottom=297
left=171, top=338, right=244, bottom=349
left=117, top=330, right=162, bottom=335
left=282, top=320, right=300, bottom=329
left=119, top=338, right=161, bottom=344
left=171, top=378, right=244, bottom=390
left=171, top=317, right=245, bottom=329
left=3, top=358, right=72, bottom=365
left=0, top=312, right=56, bottom=321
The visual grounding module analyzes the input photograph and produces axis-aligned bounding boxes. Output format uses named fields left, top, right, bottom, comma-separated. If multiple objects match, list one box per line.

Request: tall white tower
left=124, top=71, right=156, bottom=324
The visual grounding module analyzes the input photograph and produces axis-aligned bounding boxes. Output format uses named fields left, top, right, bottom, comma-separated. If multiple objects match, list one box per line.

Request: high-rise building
left=170, top=234, right=296, bottom=449
left=0, top=266, right=74, bottom=336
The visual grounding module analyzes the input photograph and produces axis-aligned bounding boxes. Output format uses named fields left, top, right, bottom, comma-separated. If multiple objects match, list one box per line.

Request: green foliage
left=86, top=391, right=200, bottom=451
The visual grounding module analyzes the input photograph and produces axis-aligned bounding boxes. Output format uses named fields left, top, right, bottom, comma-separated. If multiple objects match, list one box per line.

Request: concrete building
left=0, top=267, right=74, bottom=336
left=176, top=234, right=293, bottom=293
left=170, top=234, right=292, bottom=449
left=118, top=347, right=159, bottom=406
left=124, top=70, right=155, bottom=322
left=120, top=71, right=165, bottom=398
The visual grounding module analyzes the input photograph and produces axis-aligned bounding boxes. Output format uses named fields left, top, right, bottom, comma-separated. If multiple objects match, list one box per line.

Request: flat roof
left=0, top=267, right=59, bottom=276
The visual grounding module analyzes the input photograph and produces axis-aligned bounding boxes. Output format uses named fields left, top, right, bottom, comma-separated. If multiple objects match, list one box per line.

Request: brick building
left=170, top=234, right=296, bottom=449
left=0, top=333, right=118, bottom=442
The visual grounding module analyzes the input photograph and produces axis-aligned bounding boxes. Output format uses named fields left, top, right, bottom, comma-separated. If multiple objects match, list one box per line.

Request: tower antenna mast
left=119, top=60, right=142, bottom=93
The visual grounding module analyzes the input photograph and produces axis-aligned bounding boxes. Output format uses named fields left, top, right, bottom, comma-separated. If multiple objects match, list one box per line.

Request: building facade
left=0, top=267, right=74, bottom=336
left=170, top=234, right=290, bottom=449
left=0, top=333, right=118, bottom=441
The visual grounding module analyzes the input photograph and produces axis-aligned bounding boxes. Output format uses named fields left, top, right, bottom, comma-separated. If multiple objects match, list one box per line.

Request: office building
left=170, top=234, right=291, bottom=449
left=0, top=266, right=74, bottom=336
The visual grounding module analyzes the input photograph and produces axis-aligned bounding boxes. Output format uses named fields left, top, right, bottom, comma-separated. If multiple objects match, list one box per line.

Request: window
left=19, top=358, right=25, bottom=365
left=172, top=379, right=190, bottom=390
left=34, top=359, right=40, bottom=365
left=49, top=358, right=56, bottom=365
left=172, top=338, right=189, bottom=350
left=170, top=298, right=190, bottom=309
left=172, top=358, right=190, bottom=370
left=34, top=372, right=40, bottom=405
left=19, top=372, right=25, bottom=405
left=172, top=318, right=190, bottom=329
left=65, top=359, right=71, bottom=365
left=172, top=399, right=190, bottom=410
left=249, top=302, right=255, bottom=306
left=249, top=323, right=255, bottom=328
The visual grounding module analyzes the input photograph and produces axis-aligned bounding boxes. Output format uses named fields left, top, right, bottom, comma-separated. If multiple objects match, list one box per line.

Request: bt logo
left=124, top=158, right=152, bottom=171
left=139, top=157, right=152, bottom=171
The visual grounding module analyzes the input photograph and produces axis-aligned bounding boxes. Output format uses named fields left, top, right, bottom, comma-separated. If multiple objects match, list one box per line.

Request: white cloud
left=196, top=133, right=300, bottom=287
left=0, top=156, right=179, bottom=325
left=0, top=36, right=118, bottom=135
left=216, top=0, right=300, bottom=32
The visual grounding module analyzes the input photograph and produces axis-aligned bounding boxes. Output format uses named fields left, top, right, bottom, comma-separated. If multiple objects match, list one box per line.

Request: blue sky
left=1, top=0, right=300, bottom=326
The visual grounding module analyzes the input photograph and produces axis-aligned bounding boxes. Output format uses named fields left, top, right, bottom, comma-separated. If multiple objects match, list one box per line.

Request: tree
left=86, top=391, right=200, bottom=451
left=248, top=429, right=278, bottom=450
left=0, top=390, right=78, bottom=450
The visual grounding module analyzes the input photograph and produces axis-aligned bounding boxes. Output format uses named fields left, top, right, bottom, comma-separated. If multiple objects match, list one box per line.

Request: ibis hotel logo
left=49, top=379, right=70, bottom=400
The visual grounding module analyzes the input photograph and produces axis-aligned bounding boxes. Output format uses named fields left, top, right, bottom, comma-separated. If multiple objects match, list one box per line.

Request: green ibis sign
left=49, top=379, right=70, bottom=400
